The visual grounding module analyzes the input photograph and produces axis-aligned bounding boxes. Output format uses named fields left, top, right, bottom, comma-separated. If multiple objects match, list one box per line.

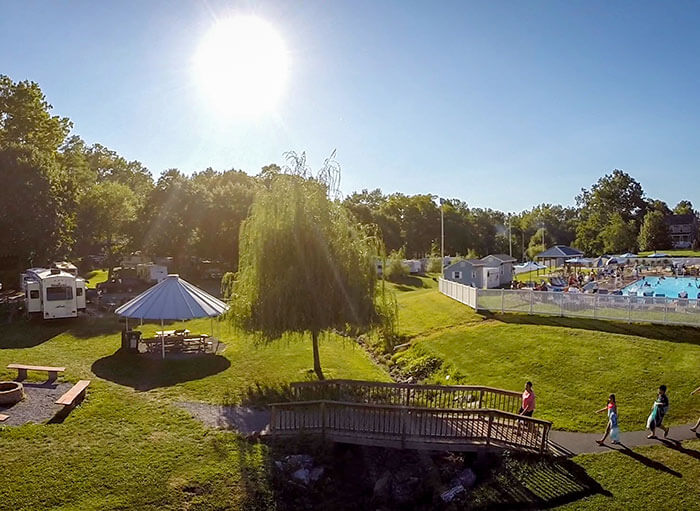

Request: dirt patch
left=0, top=381, right=72, bottom=426
left=176, top=401, right=270, bottom=434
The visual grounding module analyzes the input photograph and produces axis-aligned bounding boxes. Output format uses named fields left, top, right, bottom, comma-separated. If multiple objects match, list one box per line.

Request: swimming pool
left=622, top=276, right=700, bottom=299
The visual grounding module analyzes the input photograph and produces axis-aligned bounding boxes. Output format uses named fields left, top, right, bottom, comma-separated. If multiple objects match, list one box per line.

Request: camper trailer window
left=29, top=290, right=39, bottom=299
left=46, top=286, right=73, bottom=301
left=76, top=288, right=83, bottom=296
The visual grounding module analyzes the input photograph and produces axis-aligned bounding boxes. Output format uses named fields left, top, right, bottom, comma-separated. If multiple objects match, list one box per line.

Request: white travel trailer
left=21, top=267, right=86, bottom=319
left=136, top=263, right=167, bottom=283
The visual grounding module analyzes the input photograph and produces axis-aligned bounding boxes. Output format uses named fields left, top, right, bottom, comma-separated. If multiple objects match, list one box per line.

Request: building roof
left=666, top=214, right=697, bottom=226
left=482, top=254, right=517, bottom=263
left=535, top=245, right=584, bottom=259
left=115, top=274, right=229, bottom=320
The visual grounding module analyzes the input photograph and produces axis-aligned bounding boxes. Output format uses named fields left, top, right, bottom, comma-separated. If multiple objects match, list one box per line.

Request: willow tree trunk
left=311, top=330, right=325, bottom=380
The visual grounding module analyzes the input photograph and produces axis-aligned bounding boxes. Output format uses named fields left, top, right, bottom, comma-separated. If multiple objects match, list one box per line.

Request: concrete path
left=549, top=423, right=699, bottom=455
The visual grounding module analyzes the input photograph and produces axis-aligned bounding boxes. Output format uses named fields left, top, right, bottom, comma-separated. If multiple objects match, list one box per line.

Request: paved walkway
left=549, top=423, right=699, bottom=455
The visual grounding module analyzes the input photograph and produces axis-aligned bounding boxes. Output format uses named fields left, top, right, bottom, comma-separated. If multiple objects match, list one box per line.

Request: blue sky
left=2, top=1, right=699, bottom=211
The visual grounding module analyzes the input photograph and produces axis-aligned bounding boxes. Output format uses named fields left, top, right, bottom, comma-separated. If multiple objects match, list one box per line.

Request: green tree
left=76, top=182, right=137, bottom=276
left=673, top=200, right=695, bottom=216
left=0, top=75, right=71, bottom=154
left=0, top=144, right=68, bottom=266
left=638, top=210, right=671, bottom=252
left=601, top=212, right=638, bottom=254
left=575, top=170, right=647, bottom=255
left=233, top=173, right=388, bottom=380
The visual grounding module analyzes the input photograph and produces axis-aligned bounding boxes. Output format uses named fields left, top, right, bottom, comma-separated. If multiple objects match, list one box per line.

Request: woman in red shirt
left=519, top=381, right=535, bottom=417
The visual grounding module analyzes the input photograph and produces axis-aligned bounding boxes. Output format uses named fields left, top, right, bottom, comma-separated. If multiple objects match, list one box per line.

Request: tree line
left=0, top=75, right=697, bottom=287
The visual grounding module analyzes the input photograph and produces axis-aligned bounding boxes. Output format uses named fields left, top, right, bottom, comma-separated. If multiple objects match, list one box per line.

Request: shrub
left=384, top=250, right=409, bottom=282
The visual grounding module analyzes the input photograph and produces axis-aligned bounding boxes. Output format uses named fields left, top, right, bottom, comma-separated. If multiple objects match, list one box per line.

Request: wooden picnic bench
left=8, top=364, right=65, bottom=382
left=55, top=380, right=91, bottom=408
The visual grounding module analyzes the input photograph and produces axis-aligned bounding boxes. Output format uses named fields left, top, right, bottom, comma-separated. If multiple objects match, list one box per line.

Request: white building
left=136, top=263, right=168, bottom=283
left=21, top=267, right=86, bottom=319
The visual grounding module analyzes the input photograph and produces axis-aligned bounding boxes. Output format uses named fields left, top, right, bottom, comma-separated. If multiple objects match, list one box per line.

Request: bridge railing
left=269, top=400, right=551, bottom=453
left=289, top=379, right=522, bottom=415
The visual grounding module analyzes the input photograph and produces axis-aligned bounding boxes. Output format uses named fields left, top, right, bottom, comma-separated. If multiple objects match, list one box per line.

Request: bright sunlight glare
left=193, top=16, right=289, bottom=117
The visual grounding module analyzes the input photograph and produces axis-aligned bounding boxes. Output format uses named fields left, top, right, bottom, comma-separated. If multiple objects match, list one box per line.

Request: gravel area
left=176, top=401, right=270, bottom=434
left=0, top=382, right=72, bottom=426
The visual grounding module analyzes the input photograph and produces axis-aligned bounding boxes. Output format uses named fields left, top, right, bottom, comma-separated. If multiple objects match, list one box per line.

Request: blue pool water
left=622, top=276, right=700, bottom=299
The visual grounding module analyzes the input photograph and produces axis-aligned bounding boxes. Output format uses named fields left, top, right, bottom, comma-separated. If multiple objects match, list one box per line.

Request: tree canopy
left=232, top=173, right=386, bottom=379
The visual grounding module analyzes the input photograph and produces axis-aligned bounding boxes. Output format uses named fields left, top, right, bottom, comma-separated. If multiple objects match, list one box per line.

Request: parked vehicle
left=20, top=266, right=86, bottom=319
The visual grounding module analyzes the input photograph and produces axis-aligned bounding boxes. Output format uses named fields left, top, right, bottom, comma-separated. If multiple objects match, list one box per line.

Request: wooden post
left=321, top=401, right=326, bottom=440
left=486, top=412, right=493, bottom=445
left=405, top=388, right=412, bottom=407
left=401, top=408, right=407, bottom=449
left=270, top=405, right=277, bottom=432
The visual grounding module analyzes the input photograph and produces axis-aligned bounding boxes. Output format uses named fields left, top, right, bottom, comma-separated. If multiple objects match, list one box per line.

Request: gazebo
left=115, top=274, right=229, bottom=358
left=535, top=245, right=584, bottom=272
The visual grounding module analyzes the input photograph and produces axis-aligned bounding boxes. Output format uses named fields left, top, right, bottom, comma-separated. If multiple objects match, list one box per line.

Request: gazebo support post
left=161, top=318, right=165, bottom=360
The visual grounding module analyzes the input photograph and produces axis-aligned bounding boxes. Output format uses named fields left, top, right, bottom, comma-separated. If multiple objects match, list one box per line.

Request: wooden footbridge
left=268, top=380, right=553, bottom=454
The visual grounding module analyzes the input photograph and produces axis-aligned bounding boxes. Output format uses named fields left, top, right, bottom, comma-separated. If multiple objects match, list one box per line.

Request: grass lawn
left=2, top=278, right=700, bottom=509
left=392, top=287, right=700, bottom=432
left=0, top=316, right=387, bottom=510
left=560, top=439, right=700, bottom=510
left=391, top=274, right=485, bottom=338
left=83, top=268, right=109, bottom=289
left=638, top=249, right=700, bottom=257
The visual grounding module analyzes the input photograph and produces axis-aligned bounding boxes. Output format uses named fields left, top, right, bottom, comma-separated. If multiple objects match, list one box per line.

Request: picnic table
left=155, top=329, right=190, bottom=337
left=141, top=332, right=211, bottom=354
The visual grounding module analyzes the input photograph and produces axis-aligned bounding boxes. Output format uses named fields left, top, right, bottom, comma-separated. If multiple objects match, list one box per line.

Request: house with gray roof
left=666, top=214, right=698, bottom=249
left=444, top=254, right=517, bottom=288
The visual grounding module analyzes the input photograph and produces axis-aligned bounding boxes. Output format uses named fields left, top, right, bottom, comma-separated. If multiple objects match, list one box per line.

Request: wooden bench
left=55, top=380, right=91, bottom=408
left=0, top=414, right=8, bottom=422
left=8, top=364, right=66, bottom=382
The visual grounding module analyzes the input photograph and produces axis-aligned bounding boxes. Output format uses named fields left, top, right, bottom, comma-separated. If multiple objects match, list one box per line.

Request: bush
left=384, top=250, right=409, bottom=283
left=393, top=350, right=443, bottom=380
left=427, top=257, right=442, bottom=273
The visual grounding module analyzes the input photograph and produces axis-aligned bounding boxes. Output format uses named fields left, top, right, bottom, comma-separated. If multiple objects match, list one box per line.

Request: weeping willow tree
left=232, top=155, right=393, bottom=380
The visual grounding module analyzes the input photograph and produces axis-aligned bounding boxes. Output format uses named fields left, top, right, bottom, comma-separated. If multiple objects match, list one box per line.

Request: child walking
left=596, top=393, right=620, bottom=445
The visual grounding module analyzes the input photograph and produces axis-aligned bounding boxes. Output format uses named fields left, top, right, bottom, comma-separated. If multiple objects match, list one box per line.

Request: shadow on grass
left=469, top=454, right=612, bottom=510
left=239, top=382, right=294, bottom=406
left=91, top=349, right=230, bottom=391
left=659, top=438, right=700, bottom=461
left=604, top=444, right=683, bottom=477
left=0, top=316, right=125, bottom=349
left=389, top=275, right=427, bottom=291
left=481, top=311, right=700, bottom=346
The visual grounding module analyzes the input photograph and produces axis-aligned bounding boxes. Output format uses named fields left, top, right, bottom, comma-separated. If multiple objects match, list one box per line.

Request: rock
left=284, top=454, right=314, bottom=470
left=274, top=461, right=284, bottom=471
left=392, top=476, right=421, bottom=504
left=373, top=470, right=392, bottom=501
left=454, top=468, right=476, bottom=488
left=310, top=466, right=325, bottom=482
left=440, top=484, right=465, bottom=503
left=291, top=468, right=311, bottom=485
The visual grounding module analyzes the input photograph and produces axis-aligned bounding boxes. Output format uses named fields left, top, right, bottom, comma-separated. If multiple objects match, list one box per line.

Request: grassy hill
left=1, top=277, right=699, bottom=510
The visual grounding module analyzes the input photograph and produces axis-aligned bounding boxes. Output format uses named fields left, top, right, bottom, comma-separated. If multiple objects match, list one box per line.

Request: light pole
left=508, top=213, right=512, bottom=258
left=440, top=198, right=445, bottom=278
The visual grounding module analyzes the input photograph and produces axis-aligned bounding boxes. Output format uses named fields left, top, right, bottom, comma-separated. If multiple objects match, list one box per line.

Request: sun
left=193, top=16, right=289, bottom=116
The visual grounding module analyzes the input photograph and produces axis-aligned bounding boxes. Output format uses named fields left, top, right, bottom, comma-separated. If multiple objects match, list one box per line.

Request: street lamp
left=439, top=198, right=445, bottom=278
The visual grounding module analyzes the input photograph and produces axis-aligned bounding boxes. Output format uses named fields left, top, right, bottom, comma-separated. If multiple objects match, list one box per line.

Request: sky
left=2, top=1, right=699, bottom=212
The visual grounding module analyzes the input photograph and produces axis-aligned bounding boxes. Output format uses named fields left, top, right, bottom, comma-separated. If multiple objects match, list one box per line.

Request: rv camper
left=136, top=263, right=167, bottom=283
left=21, top=267, right=86, bottom=319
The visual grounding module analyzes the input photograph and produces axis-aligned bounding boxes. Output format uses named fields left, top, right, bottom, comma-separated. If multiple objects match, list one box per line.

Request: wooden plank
left=8, top=363, right=66, bottom=372
left=0, top=414, right=8, bottom=422
left=55, top=380, right=90, bottom=406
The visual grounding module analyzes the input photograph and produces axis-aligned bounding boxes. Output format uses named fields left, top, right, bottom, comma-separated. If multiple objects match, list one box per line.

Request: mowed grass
left=0, top=316, right=387, bottom=510
left=391, top=275, right=485, bottom=338
left=83, top=268, right=108, bottom=288
left=561, top=439, right=700, bottom=510
left=393, top=287, right=700, bottom=432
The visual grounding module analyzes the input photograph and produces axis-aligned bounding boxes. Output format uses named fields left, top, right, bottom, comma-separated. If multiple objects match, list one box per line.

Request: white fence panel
left=438, top=278, right=700, bottom=328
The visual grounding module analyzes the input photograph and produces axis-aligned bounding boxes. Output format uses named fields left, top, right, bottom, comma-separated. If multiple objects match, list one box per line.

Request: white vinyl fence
left=439, top=278, right=700, bottom=327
